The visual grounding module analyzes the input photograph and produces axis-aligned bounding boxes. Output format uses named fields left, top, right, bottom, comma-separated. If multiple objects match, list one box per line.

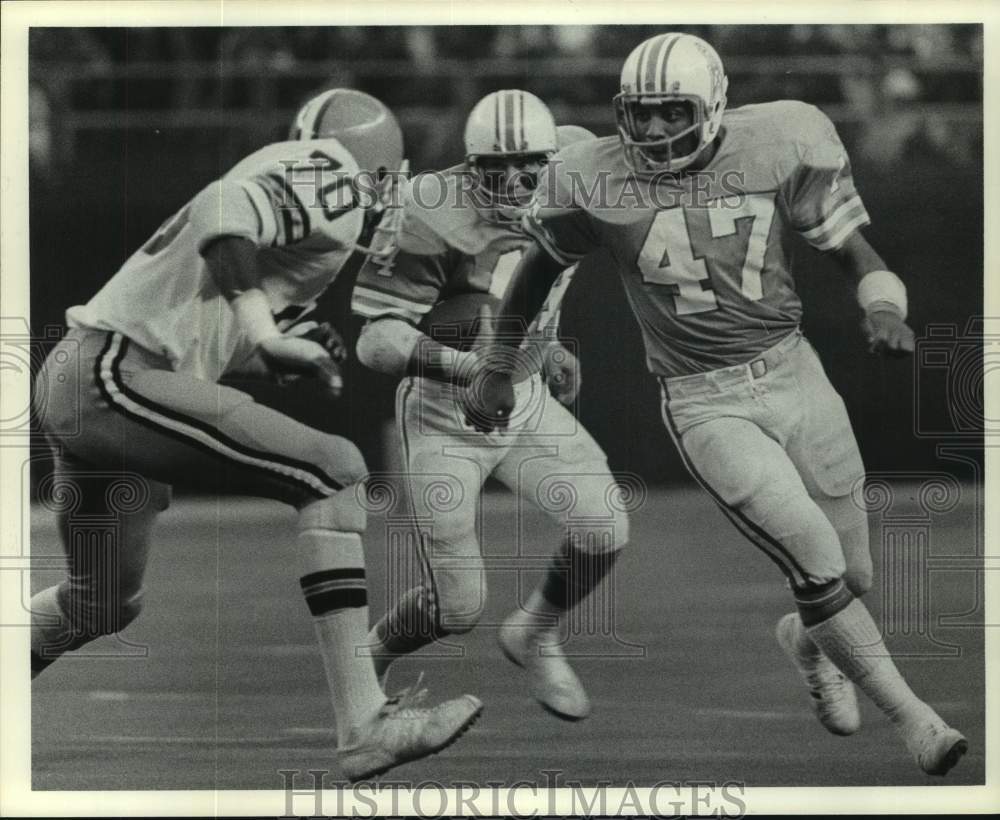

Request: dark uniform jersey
left=524, top=101, right=870, bottom=377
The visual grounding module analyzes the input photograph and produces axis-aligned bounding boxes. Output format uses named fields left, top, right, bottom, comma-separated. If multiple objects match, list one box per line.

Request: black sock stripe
left=300, top=568, right=366, bottom=589
left=96, top=333, right=344, bottom=498
left=660, top=390, right=809, bottom=586
left=794, top=579, right=854, bottom=626
left=304, top=588, right=368, bottom=617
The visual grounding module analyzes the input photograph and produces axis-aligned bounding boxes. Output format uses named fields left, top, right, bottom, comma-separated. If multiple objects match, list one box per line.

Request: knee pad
left=58, top=582, right=144, bottom=641
left=299, top=485, right=368, bottom=534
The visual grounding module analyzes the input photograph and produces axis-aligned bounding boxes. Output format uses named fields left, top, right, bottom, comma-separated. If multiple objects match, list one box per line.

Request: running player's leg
left=31, top=447, right=170, bottom=677
left=492, top=387, right=628, bottom=720
left=783, top=339, right=965, bottom=773
left=367, top=379, right=499, bottom=679
left=663, top=367, right=964, bottom=773
left=32, top=331, right=382, bottom=740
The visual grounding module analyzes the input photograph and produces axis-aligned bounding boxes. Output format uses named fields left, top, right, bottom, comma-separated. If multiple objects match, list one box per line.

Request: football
left=419, top=291, right=501, bottom=351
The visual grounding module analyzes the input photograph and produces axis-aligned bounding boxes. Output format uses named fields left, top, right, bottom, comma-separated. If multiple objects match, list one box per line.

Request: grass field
left=30, top=485, right=985, bottom=790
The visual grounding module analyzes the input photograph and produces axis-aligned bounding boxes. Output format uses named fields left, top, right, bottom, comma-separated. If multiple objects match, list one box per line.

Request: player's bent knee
left=433, top=576, right=487, bottom=635
left=313, top=435, right=368, bottom=489
left=299, top=486, right=368, bottom=534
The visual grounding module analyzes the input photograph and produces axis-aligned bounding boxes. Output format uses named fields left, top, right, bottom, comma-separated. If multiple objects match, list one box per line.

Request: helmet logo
left=670, top=80, right=682, bottom=93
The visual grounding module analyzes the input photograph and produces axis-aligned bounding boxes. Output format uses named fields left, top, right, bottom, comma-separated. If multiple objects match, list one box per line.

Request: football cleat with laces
left=776, top=612, right=861, bottom=736
left=336, top=676, right=483, bottom=782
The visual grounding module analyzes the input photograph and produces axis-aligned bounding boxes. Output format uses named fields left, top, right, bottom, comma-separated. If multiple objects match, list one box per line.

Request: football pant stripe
left=396, top=378, right=442, bottom=628
left=95, top=332, right=343, bottom=499
left=659, top=388, right=809, bottom=587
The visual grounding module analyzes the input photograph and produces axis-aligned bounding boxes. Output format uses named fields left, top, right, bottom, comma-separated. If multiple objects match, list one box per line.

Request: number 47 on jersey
left=638, top=193, right=777, bottom=315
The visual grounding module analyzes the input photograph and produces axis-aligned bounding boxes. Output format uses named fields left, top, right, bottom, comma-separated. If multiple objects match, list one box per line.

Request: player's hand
left=542, top=341, right=581, bottom=405
left=862, top=310, right=915, bottom=357
left=461, top=305, right=516, bottom=433
left=285, top=320, right=348, bottom=364
left=258, top=335, right=344, bottom=397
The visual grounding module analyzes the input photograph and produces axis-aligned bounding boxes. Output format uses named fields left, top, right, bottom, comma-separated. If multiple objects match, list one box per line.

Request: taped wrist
left=857, top=270, right=907, bottom=320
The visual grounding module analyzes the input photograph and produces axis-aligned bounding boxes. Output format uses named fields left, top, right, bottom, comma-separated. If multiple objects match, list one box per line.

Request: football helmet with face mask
left=614, top=33, right=728, bottom=173
left=464, top=89, right=558, bottom=220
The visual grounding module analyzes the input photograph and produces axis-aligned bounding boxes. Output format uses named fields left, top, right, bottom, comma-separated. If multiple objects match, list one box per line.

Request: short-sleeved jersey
left=351, top=165, right=573, bottom=339
left=67, top=138, right=366, bottom=382
left=525, top=101, right=870, bottom=377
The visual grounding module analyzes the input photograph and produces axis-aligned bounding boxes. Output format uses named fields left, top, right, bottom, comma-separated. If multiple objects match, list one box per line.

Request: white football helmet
left=614, top=33, right=728, bottom=172
left=464, top=89, right=558, bottom=217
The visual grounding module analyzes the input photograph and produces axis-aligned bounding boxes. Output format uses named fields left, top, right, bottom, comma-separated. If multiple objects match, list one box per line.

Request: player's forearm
left=829, top=230, right=908, bottom=319
left=496, top=244, right=568, bottom=349
left=202, top=235, right=280, bottom=344
left=356, top=317, right=476, bottom=384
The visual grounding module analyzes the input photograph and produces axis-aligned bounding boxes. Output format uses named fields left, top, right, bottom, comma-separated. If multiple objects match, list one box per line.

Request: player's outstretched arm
left=201, top=235, right=342, bottom=393
left=827, top=230, right=915, bottom=357
left=356, top=317, right=476, bottom=384
left=495, top=244, right=569, bottom=350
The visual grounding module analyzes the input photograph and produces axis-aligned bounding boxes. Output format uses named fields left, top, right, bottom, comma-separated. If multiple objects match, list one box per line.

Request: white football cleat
left=336, top=678, right=482, bottom=782
left=902, top=717, right=968, bottom=776
left=498, top=613, right=591, bottom=721
left=776, top=612, right=861, bottom=736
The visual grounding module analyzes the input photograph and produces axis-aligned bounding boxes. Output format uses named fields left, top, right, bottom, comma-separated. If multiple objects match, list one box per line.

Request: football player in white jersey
left=351, top=90, right=627, bottom=721
left=31, top=88, right=481, bottom=782
left=469, top=35, right=966, bottom=776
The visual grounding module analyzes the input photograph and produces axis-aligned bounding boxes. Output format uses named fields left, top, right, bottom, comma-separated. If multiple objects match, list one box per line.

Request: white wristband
left=231, top=289, right=280, bottom=347
left=857, top=270, right=907, bottom=320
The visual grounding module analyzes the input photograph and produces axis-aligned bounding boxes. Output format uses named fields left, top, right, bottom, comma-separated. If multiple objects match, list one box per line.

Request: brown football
left=419, top=291, right=501, bottom=351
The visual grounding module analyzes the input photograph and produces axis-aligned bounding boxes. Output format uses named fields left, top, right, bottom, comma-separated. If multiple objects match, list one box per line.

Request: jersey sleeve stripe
left=523, top=215, right=582, bottom=267
left=807, top=208, right=871, bottom=251
left=352, top=286, right=435, bottom=322
left=798, top=194, right=866, bottom=239
left=238, top=180, right=280, bottom=246
left=267, top=172, right=312, bottom=242
left=246, top=176, right=288, bottom=246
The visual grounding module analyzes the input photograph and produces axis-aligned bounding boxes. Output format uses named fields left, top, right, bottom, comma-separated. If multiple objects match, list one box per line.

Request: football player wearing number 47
left=30, top=88, right=481, bottom=783
left=352, top=90, right=627, bottom=721
left=473, top=34, right=966, bottom=776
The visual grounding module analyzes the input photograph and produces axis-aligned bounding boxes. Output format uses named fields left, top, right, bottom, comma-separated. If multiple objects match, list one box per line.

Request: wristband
left=231, top=289, right=280, bottom=346
left=857, top=270, right=907, bottom=320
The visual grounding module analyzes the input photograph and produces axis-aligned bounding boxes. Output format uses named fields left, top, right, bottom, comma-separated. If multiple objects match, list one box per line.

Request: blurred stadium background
left=28, top=24, right=984, bottom=482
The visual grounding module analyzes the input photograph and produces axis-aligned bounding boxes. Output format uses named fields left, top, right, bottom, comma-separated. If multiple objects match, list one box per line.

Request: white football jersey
left=67, top=138, right=366, bottom=381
